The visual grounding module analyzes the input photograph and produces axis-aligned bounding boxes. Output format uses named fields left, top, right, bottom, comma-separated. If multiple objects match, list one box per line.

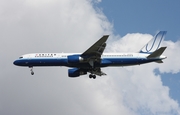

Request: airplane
left=13, top=31, right=167, bottom=79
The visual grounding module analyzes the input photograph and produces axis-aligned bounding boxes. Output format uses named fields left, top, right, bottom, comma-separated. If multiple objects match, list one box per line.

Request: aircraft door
left=28, top=54, right=31, bottom=59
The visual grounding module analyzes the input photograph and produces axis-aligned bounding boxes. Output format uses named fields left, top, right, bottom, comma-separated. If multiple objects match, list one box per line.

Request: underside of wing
left=87, top=67, right=106, bottom=76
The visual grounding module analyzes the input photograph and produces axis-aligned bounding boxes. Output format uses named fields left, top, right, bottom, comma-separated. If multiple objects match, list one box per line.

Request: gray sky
left=0, top=0, right=180, bottom=115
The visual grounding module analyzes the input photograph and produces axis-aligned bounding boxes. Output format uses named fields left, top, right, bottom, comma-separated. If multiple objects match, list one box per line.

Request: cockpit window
left=19, top=57, right=23, bottom=59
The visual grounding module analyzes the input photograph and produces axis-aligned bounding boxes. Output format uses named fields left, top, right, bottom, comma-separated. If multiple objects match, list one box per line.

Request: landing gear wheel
left=29, top=66, right=34, bottom=75
left=89, top=74, right=92, bottom=79
left=89, top=74, right=96, bottom=79
left=31, top=71, right=34, bottom=75
left=92, top=75, right=96, bottom=79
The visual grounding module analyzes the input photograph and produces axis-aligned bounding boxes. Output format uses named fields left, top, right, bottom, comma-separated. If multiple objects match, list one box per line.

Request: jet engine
left=68, top=68, right=87, bottom=77
left=67, top=55, right=84, bottom=63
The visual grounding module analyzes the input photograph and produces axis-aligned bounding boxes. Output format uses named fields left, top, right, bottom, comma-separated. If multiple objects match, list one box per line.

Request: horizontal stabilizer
left=155, top=60, right=163, bottom=63
left=147, top=47, right=167, bottom=58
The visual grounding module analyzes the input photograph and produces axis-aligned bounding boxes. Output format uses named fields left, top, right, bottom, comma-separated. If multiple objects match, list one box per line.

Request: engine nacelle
left=67, top=55, right=84, bottom=63
left=68, top=68, right=87, bottom=77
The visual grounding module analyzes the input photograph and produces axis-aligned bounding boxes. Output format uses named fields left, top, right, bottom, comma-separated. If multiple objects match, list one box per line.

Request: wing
left=81, top=35, right=109, bottom=57
left=81, top=35, right=109, bottom=76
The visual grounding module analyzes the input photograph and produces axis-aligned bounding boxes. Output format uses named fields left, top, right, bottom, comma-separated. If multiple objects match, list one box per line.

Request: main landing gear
left=29, top=66, right=34, bottom=75
left=89, top=74, right=96, bottom=79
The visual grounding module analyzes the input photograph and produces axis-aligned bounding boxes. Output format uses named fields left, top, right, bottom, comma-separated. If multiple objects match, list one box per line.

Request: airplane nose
left=13, top=60, right=19, bottom=66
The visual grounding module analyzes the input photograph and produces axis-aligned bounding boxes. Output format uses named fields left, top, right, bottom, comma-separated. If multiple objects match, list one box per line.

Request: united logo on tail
left=139, top=31, right=167, bottom=54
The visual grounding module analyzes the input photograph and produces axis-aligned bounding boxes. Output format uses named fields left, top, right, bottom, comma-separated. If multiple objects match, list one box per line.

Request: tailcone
left=160, top=55, right=167, bottom=60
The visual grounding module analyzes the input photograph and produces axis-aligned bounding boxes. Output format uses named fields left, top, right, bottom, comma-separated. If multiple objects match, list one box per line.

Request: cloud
left=158, top=40, right=180, bottom=74
left=107, top=33, right=180, bottom=114
left=0, top=0, right=180, bottom=115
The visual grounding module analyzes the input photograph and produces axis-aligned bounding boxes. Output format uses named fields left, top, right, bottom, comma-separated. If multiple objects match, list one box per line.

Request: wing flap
left=88, top=68, right=106, bottom=76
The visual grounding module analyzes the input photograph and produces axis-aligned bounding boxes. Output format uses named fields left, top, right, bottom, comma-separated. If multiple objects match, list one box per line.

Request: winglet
left=139, top=31, right=167, bottom=54
left=147, top=47, right=167, bottom=59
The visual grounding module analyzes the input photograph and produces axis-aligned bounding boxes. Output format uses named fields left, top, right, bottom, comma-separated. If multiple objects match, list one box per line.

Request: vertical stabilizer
left=139, top=31, right=167, bottom=53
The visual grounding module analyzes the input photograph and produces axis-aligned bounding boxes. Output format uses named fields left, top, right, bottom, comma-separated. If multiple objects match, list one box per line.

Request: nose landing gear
left=29, top=67, right=34, bottom=75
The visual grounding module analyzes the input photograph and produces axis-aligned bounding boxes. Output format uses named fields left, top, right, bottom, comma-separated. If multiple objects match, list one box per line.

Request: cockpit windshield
left=19, top=57, right=23, bottom=59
